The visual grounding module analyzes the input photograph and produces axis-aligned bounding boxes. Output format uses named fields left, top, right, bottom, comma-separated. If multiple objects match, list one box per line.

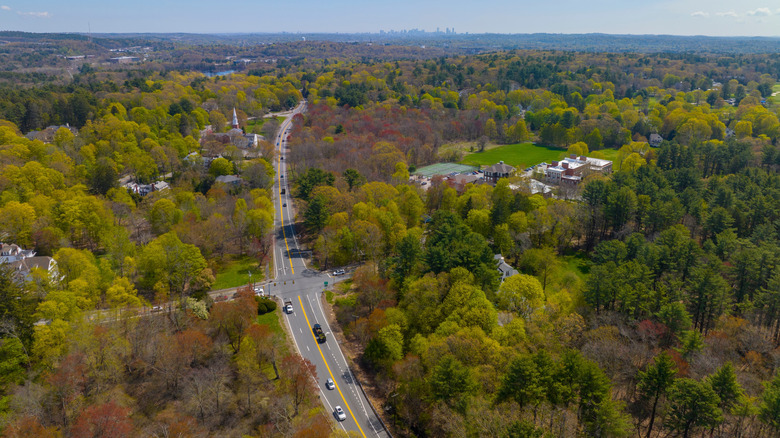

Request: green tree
left=343, top=168, right=365, bottom=191
left=665, top=379, right=723, bottom=438
left=496, top=274, right=544, bottom=317
left=637, top=352, right=677, bottom=438
left=138, top=232, right=208, bottom=299
left=707, top=362, right=743, bottom=412
left=296, top=167, right=335, bottom=200
left=209, top=157, right=233, bottom=177
left=0, top=337, right=28, bottom=391
left=89, top=157, right=119, bottom=196
left=497, top=355, right=544, bottom=408
left=519, top=247, right=560, bottom=292
left=304, top=194, right=329, bottom=235
left=760, top=372, right=780, bottom=432
left=431, top=355, right=475, bottom=410
left=657, top=302, right=692, bottom=342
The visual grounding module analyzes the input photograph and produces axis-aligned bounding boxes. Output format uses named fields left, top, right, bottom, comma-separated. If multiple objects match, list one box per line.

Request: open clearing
left=460, top=142, right=566, bottom=168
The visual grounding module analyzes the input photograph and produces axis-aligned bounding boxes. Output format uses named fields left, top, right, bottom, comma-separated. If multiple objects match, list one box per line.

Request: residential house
left=649, top=133, right=663, bottom=147
left=446, top=173, right=482, bottom=191
left=215, top=175, right=242, bottom=186
left=494, top=254, right=519, bottom=281
left=0, top=243, right=60, bottom=284
left=24, top=124, right=78, bottom=144
left=483, top=161, right=515, bottom=184
left=123, top=180, right=170, bottom=196
left=0, top=244, right=35, bottom=264
left=9, top=257, right=60, bottom=284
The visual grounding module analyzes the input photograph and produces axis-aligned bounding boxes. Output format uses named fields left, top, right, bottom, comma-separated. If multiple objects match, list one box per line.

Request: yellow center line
left=279, top=121, right=294, bottom=275
left=297, top=296, right=367, bottom=438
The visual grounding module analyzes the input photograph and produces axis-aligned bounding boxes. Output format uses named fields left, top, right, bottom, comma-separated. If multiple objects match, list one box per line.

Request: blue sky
left=2, top=0, right=780, bottom=36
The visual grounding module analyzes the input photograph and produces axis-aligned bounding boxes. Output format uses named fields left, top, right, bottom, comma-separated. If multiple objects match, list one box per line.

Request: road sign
left=324, top=281, right=328, bottom=287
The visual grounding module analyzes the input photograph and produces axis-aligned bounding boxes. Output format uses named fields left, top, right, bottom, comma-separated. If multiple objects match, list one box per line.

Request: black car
left=313, top=324, right=326, bottom=343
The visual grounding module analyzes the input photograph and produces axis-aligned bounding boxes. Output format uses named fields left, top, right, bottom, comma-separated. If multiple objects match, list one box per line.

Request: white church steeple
left=231, top=108, right=239, bottom=129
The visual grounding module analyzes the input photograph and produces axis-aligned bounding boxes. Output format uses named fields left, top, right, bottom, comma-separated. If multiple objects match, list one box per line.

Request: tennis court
left=414, top=163, right=478, bottom=178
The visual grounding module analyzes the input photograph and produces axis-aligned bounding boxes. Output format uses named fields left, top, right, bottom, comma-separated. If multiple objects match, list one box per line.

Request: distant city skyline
left=2, top=0, right=780, bottom=37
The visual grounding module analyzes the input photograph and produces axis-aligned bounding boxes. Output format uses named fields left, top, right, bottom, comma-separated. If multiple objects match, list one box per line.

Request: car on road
left=313, top=324, right=326, bottom=343
left=332, top=269, right=346, bottom=276
left=334, top=406, right=346, bottom=421
left=280, top=156, right=284, bottom=160
left=215, top=295, right=228, bottom=302
left=254, top=286, right=264, bottom=296
left=280, top=174, right=284, bottom=178
left=283, top=203, right=287, bottom=207
left=325, top=378, right=335, bottom=390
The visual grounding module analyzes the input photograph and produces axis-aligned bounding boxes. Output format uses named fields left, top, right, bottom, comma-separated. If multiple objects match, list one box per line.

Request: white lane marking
left=279, top=247, right=287, bottom=276
left=315, top=293, right=380, bottom=435
left=299, top=328, right=302, bottom=333
left=306, top=345, right=310, bottom=352
left=283, top=291, right=348, bottom=436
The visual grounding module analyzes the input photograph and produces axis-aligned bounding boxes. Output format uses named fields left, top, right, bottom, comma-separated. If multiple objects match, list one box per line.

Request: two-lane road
left=269, top=102, right=390, bottom=438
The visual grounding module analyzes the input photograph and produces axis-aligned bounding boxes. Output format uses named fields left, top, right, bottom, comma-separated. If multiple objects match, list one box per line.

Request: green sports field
left=460, top=142, right=567, bottom=168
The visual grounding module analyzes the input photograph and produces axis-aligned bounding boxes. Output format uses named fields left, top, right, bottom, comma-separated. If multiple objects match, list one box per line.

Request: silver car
left=335, top=406, right=346, bottom=421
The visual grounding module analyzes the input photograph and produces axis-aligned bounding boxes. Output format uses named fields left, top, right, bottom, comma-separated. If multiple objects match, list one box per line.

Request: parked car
left=334, top=406, right=346, bottom=421
left=333, top=269, right=346, bottom=276
left=326, top=378, right=335, bottom=390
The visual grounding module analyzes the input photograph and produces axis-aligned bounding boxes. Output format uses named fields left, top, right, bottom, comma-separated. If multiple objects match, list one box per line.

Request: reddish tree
left=70, top=401, right=132, bottom=438
left=175, top=328, right=213, bottom=365
left=151, top=407, right=206, bottom=438
left=292, top=411, right=332, bottom=438
left=280, top=354, right=317, bottom=416
left=46, top=351, right=87, bottom=427
left=210, top=288, right=257, bottom=354
left=2, top=416, right=60, bottom=438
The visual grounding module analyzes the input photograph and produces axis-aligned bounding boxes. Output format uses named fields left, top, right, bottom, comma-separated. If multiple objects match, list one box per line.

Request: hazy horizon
left=2, top=0, right=780, bottom=37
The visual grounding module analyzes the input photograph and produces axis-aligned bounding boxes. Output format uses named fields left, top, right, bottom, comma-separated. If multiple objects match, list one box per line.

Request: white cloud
left=17, top=11, right=51, bottom=18
left=747, top=7, right=772, bottom=16
left=0, top=5, right=10, bottom=11
left=715, top=11, right=739, bottom=18
left=691, top=11, right=709, bottom=18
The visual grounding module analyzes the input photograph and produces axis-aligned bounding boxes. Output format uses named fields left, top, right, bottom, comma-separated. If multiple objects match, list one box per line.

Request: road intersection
left=268, top=102, right=390, bottom=437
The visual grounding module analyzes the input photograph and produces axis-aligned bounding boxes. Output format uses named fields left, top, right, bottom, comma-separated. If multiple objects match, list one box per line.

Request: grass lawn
left=562, top=252, right=590, bottom=280
left=256, top=309, right=288, bottom=379
left=257, top=310, right=284, bottom=337
left=596, top=148, right=620, bottom=162
left=460, top=142, right=566, bottom=168
left=213, top=255, right=265, bottom=290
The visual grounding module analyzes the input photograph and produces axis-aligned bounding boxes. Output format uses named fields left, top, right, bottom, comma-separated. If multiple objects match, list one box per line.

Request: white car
left=333, top=269, right=346, bottom=276
left=325, top=378, right=335, bottom=390
left=254, top=286, right=264, bottom=296
left=334, top=406, right=346, bottom=421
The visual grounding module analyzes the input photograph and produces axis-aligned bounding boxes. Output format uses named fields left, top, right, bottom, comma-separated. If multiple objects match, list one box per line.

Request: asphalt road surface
left=269, top=102, right=390, bottom=438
